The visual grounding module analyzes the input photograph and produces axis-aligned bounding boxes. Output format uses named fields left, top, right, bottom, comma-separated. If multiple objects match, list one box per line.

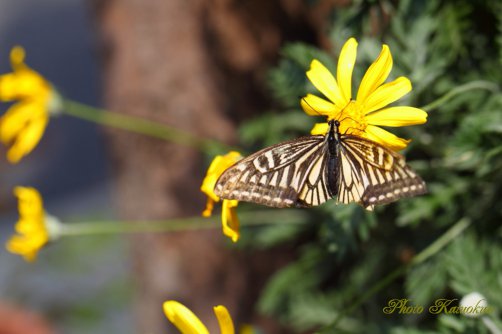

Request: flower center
left=334, top=101, right=367, bottom=136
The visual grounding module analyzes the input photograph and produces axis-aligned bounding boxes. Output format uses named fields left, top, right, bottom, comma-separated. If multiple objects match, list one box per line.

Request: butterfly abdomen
left=326, top=153, right=339, bottom=198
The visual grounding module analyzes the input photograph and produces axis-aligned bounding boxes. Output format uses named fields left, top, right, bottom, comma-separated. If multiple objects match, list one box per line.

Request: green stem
left=318, top=218, right=472, bottom=333
left=58, top=217, right=212, bottom=236
left=62, top=99, right=236, bottom=155
left=482, top=317, right=502, bottom=334
left=56, top=209, right=308, bottom=237
left=410, top=218, right=471, bottom=265
left=420, top=81, right=499, bottom=112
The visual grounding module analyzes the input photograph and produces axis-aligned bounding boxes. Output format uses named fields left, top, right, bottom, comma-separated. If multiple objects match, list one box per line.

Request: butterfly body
left=214, top=120, right=426, bottom=210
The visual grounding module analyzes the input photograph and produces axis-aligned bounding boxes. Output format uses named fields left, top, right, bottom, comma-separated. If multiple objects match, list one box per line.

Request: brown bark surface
left=0, top=302, right=55, bottom=334
left=89, top=0, right=328, bottom=332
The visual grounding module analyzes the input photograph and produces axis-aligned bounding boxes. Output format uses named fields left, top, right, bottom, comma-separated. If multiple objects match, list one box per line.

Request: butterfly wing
left=338, top=135, right=427, bottom=210
left=214, top=135, right=332, bottom=208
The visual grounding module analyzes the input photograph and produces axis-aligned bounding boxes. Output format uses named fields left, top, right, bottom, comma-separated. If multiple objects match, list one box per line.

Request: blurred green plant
left=236, top=0, right=502, bottom=332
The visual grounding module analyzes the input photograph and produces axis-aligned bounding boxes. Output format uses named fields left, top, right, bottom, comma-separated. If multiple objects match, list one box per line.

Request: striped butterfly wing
left=214, top=135, right=332, bottom=208
left=337, top=135, right=427, bottom=210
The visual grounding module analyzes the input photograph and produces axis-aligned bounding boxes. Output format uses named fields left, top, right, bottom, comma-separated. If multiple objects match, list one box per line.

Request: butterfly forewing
left=214, top=135, right=332, bottom=208
left=340, top=136, right=395, bottom=170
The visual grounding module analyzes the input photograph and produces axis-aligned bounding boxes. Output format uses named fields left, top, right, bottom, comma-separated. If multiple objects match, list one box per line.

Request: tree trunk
left=89, top=0, right=319, bottom=332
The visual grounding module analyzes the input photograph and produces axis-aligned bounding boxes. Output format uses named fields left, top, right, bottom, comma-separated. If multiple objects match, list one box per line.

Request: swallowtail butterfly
left=214, top=120, right=426, bottom=210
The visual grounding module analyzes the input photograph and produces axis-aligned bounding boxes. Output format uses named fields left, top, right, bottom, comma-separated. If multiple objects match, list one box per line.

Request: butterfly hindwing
left=335, top=140, right=370, bottom=207
left=338, top=135, right=427, bottom=209
left=214, top=135, right=332, bottom=208
left=296, top=150, right=332, bottom=207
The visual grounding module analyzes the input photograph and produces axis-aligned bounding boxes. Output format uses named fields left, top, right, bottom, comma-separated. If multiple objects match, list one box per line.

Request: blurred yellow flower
left=200, top=151, right=242, bottom=242
left=163, top=300, right=235, bottom=334
left=5, top=187, right=59, bottom=262
left=238, top=324, right=258, bottom=334
left=301, top=38, right=427, bottom=151
left=0, top=46, right=61, bottom=163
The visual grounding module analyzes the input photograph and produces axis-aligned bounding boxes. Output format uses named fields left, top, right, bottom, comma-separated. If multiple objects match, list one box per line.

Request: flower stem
left=318, top=218, right=472, bottom=333
left=62, top=99, right=236, bottom=155
left=56, top=209, right=308, bottom=238
left=410, top=217, right=471, bottom=265
left=420, top=80, right=499, bottom=112
left=482, top=317, right=502, bottom=334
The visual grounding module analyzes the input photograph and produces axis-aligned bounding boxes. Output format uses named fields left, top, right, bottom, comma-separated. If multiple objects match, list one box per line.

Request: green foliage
left=405, top=256, right=448, bottom=307
left=497, top=2, right=502, bottom=65
left=237, top=0, right=502, bottom=332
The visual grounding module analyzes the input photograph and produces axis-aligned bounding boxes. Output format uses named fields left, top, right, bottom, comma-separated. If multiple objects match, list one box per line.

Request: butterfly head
left=327, top=119, right=342, bottom=147
left=328, top=119, right=341, bottom=133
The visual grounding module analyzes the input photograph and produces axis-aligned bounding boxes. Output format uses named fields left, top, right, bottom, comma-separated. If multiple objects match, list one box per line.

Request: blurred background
left=0, top=0, right=501, bottom=333
left=0, top=0, right=126, bottom=333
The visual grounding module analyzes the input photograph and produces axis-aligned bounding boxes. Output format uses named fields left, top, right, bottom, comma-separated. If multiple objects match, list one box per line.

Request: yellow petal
left=200, top=152, right=242, bottom=202
left=363, top=77, right=411, bottom=114
left=0, top=46, right=51, bottom=102
left=7, top=219, right=45, bottom=261
left=306, top=59, right=347, bottom=108
left=366, top=107, right=428, bottom=127
left=10, top=46, right=26, bottom=70
left=337, top=38, right=358, bottom=102
left=0, top=68, right=50, bottom=101
left=0, top=73, right=20, bottom=101
left=300, top=94, right=338, bottom=117
left=15, top=218, right=44, bottom=234
left=6, top=187, right=48, bottom=262
left=0, top=102, right=35, bottom=144
left=6, top=225, right=47, bottom=260
left=6, top=235, right=41, bottom=262
left=202, top=197, right=215, bottom=217
left=201, top=182, right=221, bottom=203
left=310, top=122, right=329, bottom=135
left=221, top=200, right=240, bottom=242
left=7, top=111, right=48, bottom=164
left=214, top=305, right=235, bottom=334
left=163, top=301, right=210, bottom=334
left=364, top=125, right=410, bottom=151
left=357, top=45, right=393, bottom=103
left=15, top=187, right=44, bottom=219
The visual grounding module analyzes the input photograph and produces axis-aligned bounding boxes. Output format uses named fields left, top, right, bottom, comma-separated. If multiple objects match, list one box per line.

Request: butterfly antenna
left=337, top=115, right=354, bottom=123
left=336, top=100, right=358, bottom=124
left=337, top=114, right=365, bottom=130
left=342, top=126, right=363, bottom=135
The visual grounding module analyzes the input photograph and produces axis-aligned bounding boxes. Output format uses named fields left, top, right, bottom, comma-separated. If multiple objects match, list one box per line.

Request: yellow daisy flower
left=5, top=187, right=60, bottom=262
left=201, top=151, right=242, bottom=242
left=163, top=300, right=235, bottom=334
left=301, top=37, right=427, bottom=151
left=0, top=46, right=61, bottom=163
